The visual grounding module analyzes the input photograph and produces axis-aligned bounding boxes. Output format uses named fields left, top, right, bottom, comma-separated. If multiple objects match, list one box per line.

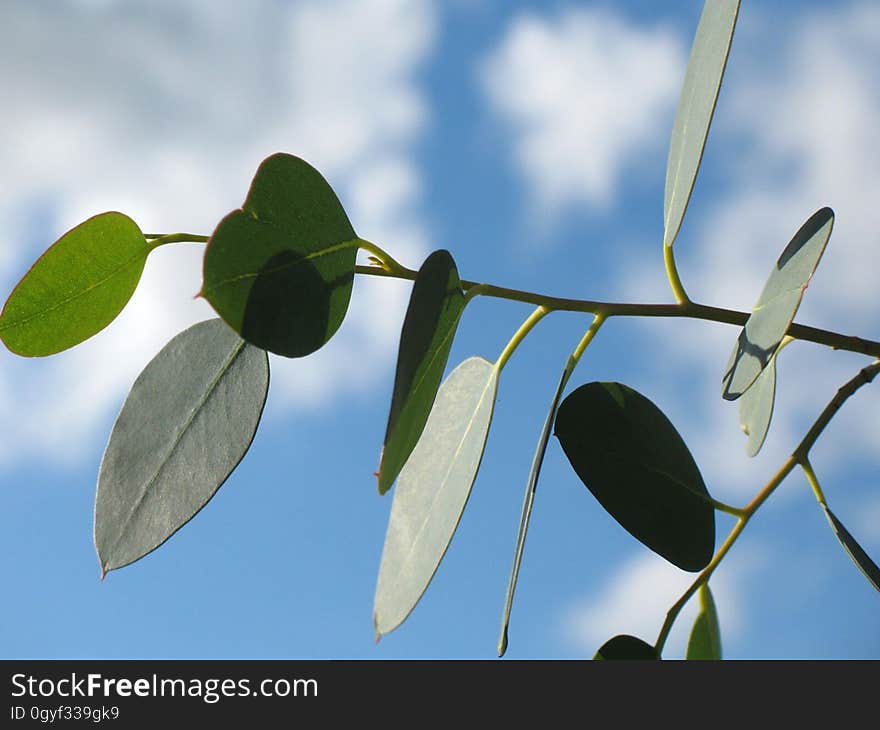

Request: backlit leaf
left=722, top=207, right=833, bottom=400
left=0, top=212, right=149, bottom=357
left=555, top=382, right=715, bottom=571
left=95, top=318, right=269, bottom=575
left=202, top=153, right=358, bottom=358
left=378, top=250, right=465, bottom=495
left=738, top=348, right=778, bottom=456
left=686, top=584, right=722, bottom=659
left=374, top=357, right=498, bottom=638
left=822, top=504, right=880, bottom=593
left=594, top=635, right=659, bottom=660
left=664, top=0, right=740, bottom=248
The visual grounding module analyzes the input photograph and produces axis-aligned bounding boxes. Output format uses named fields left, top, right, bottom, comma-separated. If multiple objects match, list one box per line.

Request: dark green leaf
left=498, top=364, right=571, bottom=657
left=722, top=208, right=834, bottom=400
left=377, top=250, right=465, bottom=495
left=594, top=635, right=659, bottom=660
left=665, top=0, right=740, bottom=248
left=822, top=504, right=880, bottom=593
left=555, top=382, right=715, bottom=571
left=95, top=318, right=269, bottom=575
left=374, top=357, right=498, bottom=638
left=0, top=212, right=149, bottom=357
left=202, top=153, right=358, bottom=358
left=686, top=584, right=722, bottom=659
left=738, top=348, right=778, bottom=457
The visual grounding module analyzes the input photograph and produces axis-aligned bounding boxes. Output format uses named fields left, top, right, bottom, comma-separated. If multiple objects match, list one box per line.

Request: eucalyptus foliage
left=3, top=0, right=879, bottom=660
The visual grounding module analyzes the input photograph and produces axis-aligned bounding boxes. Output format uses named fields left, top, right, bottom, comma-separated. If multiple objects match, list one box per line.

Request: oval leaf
left=722, top=207, right=834, bottom=400
left=555, top=382, right=715, bottom=571
left=664, top=0, right=740, bottom=248
left=95, top=318, right=269, bottom=575
left=686, top=584, right=722, bottom=659
left=374, top=356, right=498, bottom=638
left=0, top=212, right=149, bottom=357
left=822, top=504, right=880, bottom=593
left=378, top=249, right=466, bottom=495
left=202, top=153, right=358, bottom=358
left=738, top=348, right=778, bottom=457
left=594, top=635, right=659, bottom=660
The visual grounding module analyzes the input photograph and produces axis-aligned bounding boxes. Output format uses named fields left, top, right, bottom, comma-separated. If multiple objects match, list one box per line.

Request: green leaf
left=722, top=207, right=834, bottom=400
left=498, top=364, right=571, bottom=657
left=95, top=318, right=269, bottom=575
left=686, top=584, right=722, bottom=659
left=594, top=635, right=659, bottom=660
left=822, top=504, right=880, bottom=593
left=374, top=356, right=498, bottom=638
left=201, top=153, right=358, bottom=358
left=377, top=250, right=465, bottom=495
left=0, top=212, right=149, bottom=357
left=738, top=348, right=778, bottom=457
left=555, top=382, right=715, bottom=571
left=664, top=0, right=740, bottom=248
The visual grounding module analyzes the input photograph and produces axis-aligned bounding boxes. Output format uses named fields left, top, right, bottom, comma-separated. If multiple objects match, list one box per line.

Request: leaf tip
left=373, top=613, right=383, bottom=644
left=497, top=627, right=508, bottom=658
left=375, top=459, right=391, bottom=495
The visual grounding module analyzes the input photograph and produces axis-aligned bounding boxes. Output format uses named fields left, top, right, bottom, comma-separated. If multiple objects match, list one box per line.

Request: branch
left=354, top=265, right=880, bottom=359
left=655, top=359, right=880, bottom=654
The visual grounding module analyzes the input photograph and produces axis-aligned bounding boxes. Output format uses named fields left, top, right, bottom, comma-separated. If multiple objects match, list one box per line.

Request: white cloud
left=481, top=7, right=685, bottom=217
left=0, top=0, right=434, bottom=466
left=562, top=546, right=758, bottom=659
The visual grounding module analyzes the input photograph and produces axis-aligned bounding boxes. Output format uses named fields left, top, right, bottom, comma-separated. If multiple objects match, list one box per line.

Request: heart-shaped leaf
left=664, top=0, right=740, bottom=248
left=374, top=356, right=498, bottom=638
left=0, top=212, right=149, bottom=357
left=738, top=348, right=779, bottom=457
left=95, top=318, right=269, bottom=575
left=722, top=207, right=834, bottom=400
left=202, top=153, right=358, bottom=358
left=555, top=382, right=715, bottom=571
left=822, top=504, right=880, bottom=593
left=594, top=635, right=659, bottom=660
left=377, top=249, right=465, bottom=495
left=686, top=584, right=722, bottom=659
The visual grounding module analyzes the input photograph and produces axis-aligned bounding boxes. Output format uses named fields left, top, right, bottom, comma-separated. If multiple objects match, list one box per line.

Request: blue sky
left=1, top=0, right=879, bottom=659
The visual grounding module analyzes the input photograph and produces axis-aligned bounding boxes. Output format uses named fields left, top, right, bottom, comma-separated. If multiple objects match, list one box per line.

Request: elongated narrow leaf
left=374, top=357, right=498, bottom=638
left=378, top=250, right=465, bottom=495
left=555, top=382, right=715, bottom=571
left=664, top=0, right=740, bottom=248
left=498, top=365, right=571, bottom=657
left=594, top=635, right=659, bottom=660
left=95, top=318, right=269, bottom=575
left=722, top=208, right=833, bottom=400
left=202, top=153, right=358, bottom=358
left=686, top=584, right=722, bottom=659
left=822, top=504, right=880, bottom=592
left=738, top=349, right=778, bottom=456
left=0, top=212, right=149, bottom=356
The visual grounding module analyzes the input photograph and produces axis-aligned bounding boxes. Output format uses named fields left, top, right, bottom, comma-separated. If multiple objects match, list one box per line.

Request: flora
left=2, top=0, right=877, bottom=659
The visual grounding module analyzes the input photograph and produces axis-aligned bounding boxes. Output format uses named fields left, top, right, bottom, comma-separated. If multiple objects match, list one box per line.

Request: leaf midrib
left=0, top=250, right=146, bottom=333
left=102, top=337, right=247, bottom=569
left=379, top=368, right=496, bottom=619
left=202, top=236, right=359, bottom=295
